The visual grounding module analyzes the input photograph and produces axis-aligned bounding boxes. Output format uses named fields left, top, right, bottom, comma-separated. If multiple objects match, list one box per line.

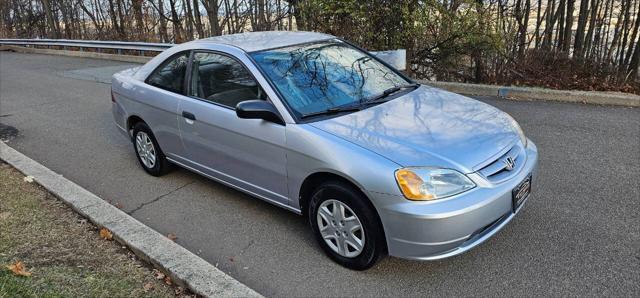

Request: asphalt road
left=1, top=52, right=638, bottom=296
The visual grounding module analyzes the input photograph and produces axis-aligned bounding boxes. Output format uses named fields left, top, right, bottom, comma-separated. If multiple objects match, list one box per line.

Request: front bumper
left=373, top=140, right=538, bottom=260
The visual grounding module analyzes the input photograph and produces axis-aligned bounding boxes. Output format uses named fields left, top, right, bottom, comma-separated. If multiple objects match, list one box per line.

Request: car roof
left=192, top=31, right=335, bottom=52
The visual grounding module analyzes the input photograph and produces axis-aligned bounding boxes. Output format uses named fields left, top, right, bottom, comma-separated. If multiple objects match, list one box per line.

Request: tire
left=308, top=180, right=386, bottom=270
left=132, top=122, right=170, bottom=176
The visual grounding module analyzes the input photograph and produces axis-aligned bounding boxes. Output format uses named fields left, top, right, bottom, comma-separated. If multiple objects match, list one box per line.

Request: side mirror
left=236, top=100, right=285, bottom=125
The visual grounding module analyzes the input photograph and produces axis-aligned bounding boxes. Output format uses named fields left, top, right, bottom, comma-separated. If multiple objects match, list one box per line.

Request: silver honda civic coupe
left=111, top=31, right=538, bottom=270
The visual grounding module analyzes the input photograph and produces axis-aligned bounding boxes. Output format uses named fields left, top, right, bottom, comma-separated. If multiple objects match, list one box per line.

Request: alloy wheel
left=316, top=199, right=365, bottom=258
left=135, top=131, right=156, bottom=168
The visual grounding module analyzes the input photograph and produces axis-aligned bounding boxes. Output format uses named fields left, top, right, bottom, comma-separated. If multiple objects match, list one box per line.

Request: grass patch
left=0, top=162, right=181, bottom=297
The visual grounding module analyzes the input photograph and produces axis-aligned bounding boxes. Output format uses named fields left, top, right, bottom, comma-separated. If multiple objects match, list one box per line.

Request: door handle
left=182, top=111, right=196, bottom=121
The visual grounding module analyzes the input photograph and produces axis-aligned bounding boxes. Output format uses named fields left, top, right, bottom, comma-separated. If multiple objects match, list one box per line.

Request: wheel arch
left=126, top=115, right=146, bottom=137
left=299, top=171, right=388, bottom=253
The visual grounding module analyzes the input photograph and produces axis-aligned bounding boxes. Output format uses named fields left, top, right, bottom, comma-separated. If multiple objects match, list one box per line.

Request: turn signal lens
left=395, top=169, right=434, bottom=200
left=395, top=168, right=476, bottom=201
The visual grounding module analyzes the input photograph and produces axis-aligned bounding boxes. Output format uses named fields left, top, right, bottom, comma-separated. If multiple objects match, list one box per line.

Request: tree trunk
left=168, top=0, right=183, bottom=42
left=573, top=0, right=590, bottom=58
left=192, top=0, right=205, bottom=38
left=583, top=0, right=600, bottom=59
left=204, top=0, right=221, bottom=36
left=115, top=0, right=126, bottom=39
left=157, top=0, right=168, bottom=42
left=257, top=0, right=266, bottom=31
left=606, top=0, right=628, bottom=62
left=183, top=0, right=195, bottom=40
left=616, top=0, right=632, bottom=66
left=535, top=0, right=543, bottom=48
left=628, top=40, right=640, bottom=79
left=132, top=0, right=145, bottom=40
left=557, top=0, right=566, bottom=51
left=562, top=0, right=575, bottom=53
left=41, top=0, right=59, bottom=38
left=542, top=0, right=557, bottom=49
left=623, top=3, right=639, bottom=65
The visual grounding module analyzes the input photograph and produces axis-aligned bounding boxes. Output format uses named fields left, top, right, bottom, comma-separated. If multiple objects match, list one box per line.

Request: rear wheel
left=132, top=122, right=170, bottom=176
left=308, top=180, right=385, bottom=270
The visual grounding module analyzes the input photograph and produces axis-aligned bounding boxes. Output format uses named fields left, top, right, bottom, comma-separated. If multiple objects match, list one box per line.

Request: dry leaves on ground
left=23, top=175, right=34, bottom=183
left=167, top=233, right=177, bottom=241
left=164, top=276, right=172, bottom=285
left=7, top=261, right=32, bottom=277
left=99, top=228, right=113, bottom=240
left=143, top=282, right=154, bottom=292
left=152, top=268, right=165, bottom=280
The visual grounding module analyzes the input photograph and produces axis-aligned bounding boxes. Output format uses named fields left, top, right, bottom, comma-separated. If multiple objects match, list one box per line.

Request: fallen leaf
left=229, top=257, right=234, bottom=262
left=167, top=233, right=177, bottom=241
left=7, top=261, right=32, bottom=277
left=114, top=202, right=123, bottom=209
left=164, top=276, right=172, bottom=285
left=143, top=282, right=154, bottom=292
left=174, top=287, right=185, bottom=296
left=99, top=228, right=113, bottom=240
left=23, top=176, right=34, bottom=183
left=152, top=269, right=165, bottom=280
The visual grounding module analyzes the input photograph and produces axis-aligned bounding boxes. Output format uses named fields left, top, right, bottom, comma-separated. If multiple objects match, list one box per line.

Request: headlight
left=507, top=114, right=527, bottom=147
left=395, top=168, right=476, bottom=201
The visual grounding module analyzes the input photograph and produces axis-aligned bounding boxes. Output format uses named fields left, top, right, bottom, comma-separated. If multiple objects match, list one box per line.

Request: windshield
left=250, top=40, right=410, bottom=118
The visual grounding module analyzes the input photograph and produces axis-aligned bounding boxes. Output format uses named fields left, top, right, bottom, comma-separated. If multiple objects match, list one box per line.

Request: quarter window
left=189, top=52, right=265, bottom=108
left=146, top=52, right=189, bottom=93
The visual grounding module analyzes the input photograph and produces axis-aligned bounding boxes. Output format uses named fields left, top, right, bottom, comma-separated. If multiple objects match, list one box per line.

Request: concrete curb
left=420, top=80, right=639, bottom=107
left=0, top=45, right=151, bottom=64
left=0, top=142, right=262, bottom=298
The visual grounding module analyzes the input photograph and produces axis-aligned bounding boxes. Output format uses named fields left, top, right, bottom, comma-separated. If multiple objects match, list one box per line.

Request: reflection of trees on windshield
left=252, top=40, right=407, bottom=116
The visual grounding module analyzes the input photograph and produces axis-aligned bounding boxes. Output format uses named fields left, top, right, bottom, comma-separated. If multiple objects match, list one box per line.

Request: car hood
left=309, top=86, right=520, bottom=173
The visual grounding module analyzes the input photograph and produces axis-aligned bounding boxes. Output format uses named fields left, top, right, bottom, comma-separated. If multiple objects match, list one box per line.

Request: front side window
left=250, top=40, right=410, bottom=118
left=146, top=52, right=189, bottom=93
left=189, top=52, right=265, bottom=108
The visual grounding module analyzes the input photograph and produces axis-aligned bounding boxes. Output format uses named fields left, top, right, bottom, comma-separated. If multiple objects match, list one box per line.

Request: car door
left=176, top=51, right=289, bottom=205
left=135, top=51, right=191, bottom=158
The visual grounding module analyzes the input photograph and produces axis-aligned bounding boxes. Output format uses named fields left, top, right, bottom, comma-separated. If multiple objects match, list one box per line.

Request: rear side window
left=146, top=52, right=189, bottom=94
left=189, top=52, right=265, bottom=108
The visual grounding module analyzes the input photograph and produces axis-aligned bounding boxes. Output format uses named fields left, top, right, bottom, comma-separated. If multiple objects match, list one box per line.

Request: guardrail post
left=117, top=49, right=122, bottom=55
left=140, top=50, right=145, bottom=56
left=80, top=47, right=84, bottom=52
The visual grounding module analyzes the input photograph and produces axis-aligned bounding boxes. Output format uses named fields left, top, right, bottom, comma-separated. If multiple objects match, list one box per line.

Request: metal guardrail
left=0, top=38, right=171, bottom=54
left=0, top=38, right=407, bottom=69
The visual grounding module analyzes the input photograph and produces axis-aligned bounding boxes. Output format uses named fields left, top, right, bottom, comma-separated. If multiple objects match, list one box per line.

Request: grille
left=477, top=144, right=525, bottom=183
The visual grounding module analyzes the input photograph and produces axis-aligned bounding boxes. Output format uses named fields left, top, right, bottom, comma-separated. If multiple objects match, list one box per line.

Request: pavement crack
left=127, top=181, right=195, bottom=215
left=240, top=240, right=255, bottom=255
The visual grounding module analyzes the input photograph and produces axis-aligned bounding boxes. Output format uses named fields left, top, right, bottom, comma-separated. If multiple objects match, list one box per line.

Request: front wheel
left=308, top=181, right=386, bottom=270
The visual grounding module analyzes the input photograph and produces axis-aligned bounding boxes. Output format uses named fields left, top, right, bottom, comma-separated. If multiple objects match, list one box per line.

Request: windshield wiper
left=362, top=83, right=420, bottom=105
left=300, top=83, right=420, bottom=119
left=300, top=104, right=362, bottom=119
